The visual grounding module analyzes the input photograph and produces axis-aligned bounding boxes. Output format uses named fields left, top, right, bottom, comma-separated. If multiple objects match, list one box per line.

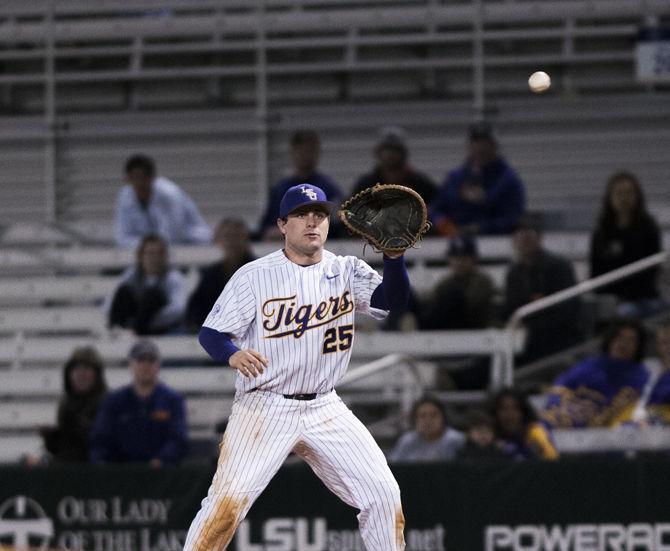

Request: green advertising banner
left=0, top=457, right=669, bottom=550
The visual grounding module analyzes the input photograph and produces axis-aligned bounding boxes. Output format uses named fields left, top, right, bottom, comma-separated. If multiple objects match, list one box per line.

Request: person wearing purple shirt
left=257, top=129, right=343, bottom=240
left=90, top=340, right=187, bottom=465
left=542, top=320, right=649, bottom=429
left=430, top=122, right=526, bottom=236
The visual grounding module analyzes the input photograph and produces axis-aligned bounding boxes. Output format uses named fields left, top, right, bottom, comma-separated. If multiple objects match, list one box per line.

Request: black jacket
left=589, top=215, right=661, bottom=301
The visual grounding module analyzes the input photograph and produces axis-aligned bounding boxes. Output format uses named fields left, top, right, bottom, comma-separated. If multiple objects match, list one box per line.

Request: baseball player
left=184, top=183, right=410, bottom=550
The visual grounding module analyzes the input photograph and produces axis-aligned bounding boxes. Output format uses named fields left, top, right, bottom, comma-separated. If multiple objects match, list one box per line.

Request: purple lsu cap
left=279, top=184, right=335, bottom=218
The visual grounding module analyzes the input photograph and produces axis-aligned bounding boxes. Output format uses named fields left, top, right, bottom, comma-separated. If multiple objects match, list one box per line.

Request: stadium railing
left=503, top=250, right=669, bottom=386
left=0, top=329, right=524, bottom=368
left=0, top=231, right=640, bottom=266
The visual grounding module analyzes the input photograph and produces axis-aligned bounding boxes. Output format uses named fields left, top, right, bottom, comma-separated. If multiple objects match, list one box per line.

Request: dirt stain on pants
left=191, top=494, right=249, bottom=551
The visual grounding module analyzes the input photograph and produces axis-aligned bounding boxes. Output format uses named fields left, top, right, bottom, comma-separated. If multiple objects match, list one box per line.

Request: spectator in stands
left=186, top=218, right=256, bottom=331
left=40, top=346, right=107, bottom=463
left=107, top=234, right=187, bottom=335
left=420, top=234, right=497, bottom=389
left=422, top=234, right=496, bottom=330
left=388, top=396, right=464, bottom=462
left=503, top=213, right=582, bottom=363
left=257, top=130, right=343, bottom=241
left=633, top=320, right=670, bottom=425
left=90, top=340, right=187, bottom=465
left=589, top=171, right=664, bottom=318
left=542, top=319, right=649, bottom=429
left=115, top=154, right=212, bottom=248
left=492, top=389, right=558, bottom=460
left=351, top=126, right=437, bottom=205
left=456, top=410, right=508, bottom=460
left=430, top=122, right=525, bottom=236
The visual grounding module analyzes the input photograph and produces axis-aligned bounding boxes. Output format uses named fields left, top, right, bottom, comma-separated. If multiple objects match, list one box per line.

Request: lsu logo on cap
left=300, top=185, right=318, bottom=201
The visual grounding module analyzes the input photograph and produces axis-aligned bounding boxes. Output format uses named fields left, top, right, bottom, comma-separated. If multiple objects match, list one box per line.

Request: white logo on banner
left=236, top=517, right=445, bottom=551
left=486, top=523, right=670, bottom=550
left=0, top=495, right=53, bottom=550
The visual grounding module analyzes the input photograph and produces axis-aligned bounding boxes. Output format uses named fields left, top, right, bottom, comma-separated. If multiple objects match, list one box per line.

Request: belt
left=282, top=393, right=318, bottom=401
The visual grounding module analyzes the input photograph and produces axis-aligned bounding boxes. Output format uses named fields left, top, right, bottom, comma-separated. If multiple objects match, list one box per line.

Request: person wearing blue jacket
left=430, top=122, right=526, bottom=236
left=90, top=340, right=187, bottom=465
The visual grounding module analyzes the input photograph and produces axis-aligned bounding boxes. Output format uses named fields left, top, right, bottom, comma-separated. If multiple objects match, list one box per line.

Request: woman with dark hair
left=491, top=390, right=557, bottom=460
left=542, top=319, right=649, bottom=428
left=589, top=171, right=663, bottom=317
left=107, top=233, right=186, bottom=335
left=41, top=346, right=107, bottom=462
left=388, top=396, right=464, bottom=462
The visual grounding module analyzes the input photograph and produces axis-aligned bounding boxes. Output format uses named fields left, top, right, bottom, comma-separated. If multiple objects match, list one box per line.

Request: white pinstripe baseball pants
left=183, top=389, right=405, bottom=551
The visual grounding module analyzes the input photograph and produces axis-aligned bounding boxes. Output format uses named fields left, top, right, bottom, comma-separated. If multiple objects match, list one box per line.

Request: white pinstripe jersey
left=203, top=249, right=386, bottom=395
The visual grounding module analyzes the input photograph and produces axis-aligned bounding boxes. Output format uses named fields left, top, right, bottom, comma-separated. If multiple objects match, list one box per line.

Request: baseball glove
left=338, top=184, right=430, bottom=254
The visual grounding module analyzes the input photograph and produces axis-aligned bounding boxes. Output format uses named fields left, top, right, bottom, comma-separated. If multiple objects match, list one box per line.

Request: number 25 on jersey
left=323, top=324, right=354, bottom=353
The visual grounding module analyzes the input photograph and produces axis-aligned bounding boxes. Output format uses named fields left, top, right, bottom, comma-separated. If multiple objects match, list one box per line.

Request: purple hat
left=279, top=184, right=334, bottom=218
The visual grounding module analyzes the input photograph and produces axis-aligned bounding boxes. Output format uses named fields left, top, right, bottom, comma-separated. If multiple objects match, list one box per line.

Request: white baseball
left=528, top=71, right=551, bottom=93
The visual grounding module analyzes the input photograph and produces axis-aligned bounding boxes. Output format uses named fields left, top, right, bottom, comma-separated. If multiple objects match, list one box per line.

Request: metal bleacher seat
left=553, top=426, right=670, bottom=455
left=0, top=334, right=205, bottom=369
left=0, top=266, right=489, bottom=308
left=0, top=234, right=601, bottom=271
left=0, top=276, right=117, bottom=306
left=1, top=435, right=42, bottom=463
left=0, top=366, right=235, bottom=398
left=0, top=307, right=107, bottom=335
left=0, top=0, right=668, bottom=227
left=0, top=329, right=523, bottom=369
left=0, top=250, right=45, bottom=275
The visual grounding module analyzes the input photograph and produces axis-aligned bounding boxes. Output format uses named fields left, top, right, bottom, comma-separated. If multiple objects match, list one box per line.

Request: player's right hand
left=229, top=349, right=269, bottom=378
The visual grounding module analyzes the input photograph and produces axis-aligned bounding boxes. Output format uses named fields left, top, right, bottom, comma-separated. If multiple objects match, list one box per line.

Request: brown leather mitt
left=338, top=184, right=430, bottom=254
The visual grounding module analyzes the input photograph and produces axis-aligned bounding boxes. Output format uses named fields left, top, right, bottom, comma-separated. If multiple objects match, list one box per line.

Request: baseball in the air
left=528, top=71, right=551, bottom=93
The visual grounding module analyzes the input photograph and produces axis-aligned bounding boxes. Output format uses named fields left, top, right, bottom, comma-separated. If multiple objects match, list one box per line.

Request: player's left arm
left=369, top=254, right=410, bottom=312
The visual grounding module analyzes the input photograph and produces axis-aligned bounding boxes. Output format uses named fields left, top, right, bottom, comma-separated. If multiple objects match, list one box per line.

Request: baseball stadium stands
left=0, top=0, right=669, bottom=466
